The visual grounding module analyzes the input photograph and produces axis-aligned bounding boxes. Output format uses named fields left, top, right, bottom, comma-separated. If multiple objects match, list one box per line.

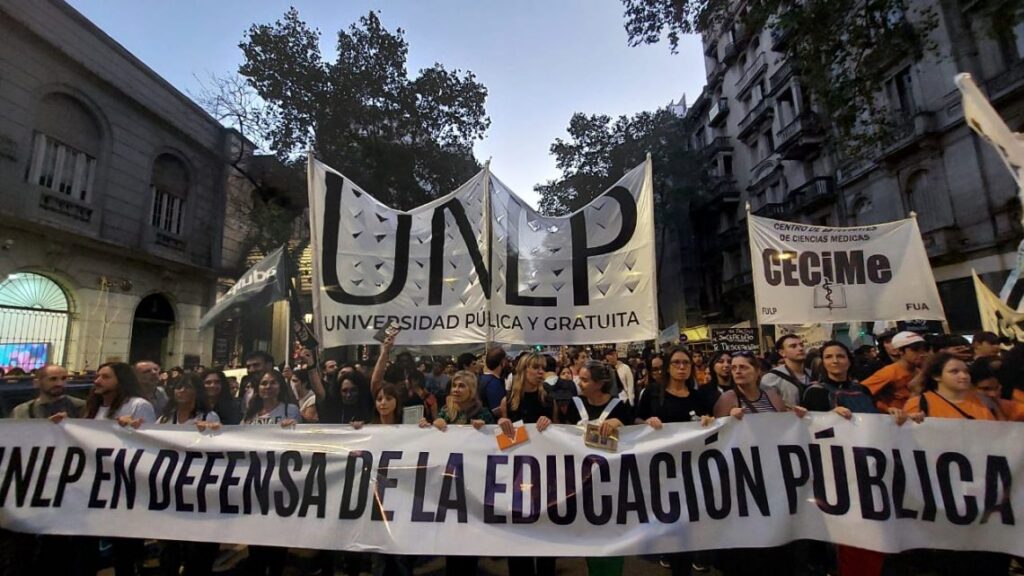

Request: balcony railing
left=775, top=112, right=824, bottom=159
left=704, top=136, right=733, bottom=159
left=769, top=59, right=796, bottom=96
left=736, top=53, right=767, bottom=97
left=709, top=61, right=728, bottom=86
left=987, top=59, right=1024, bottom=99
left=708, top=98, right=729, bottom=126
left=753, top=202, right=788, bottom=219
left=771, top=24, right=792, bottom=51
left=708, top=177, right=740, bottom=203
left=737, top=97, right=774, bottom=138
left=789, top=177, right=836, bottom=212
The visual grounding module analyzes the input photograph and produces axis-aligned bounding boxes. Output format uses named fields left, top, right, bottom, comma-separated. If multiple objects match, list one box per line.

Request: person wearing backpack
left=760, top=334, right=813, bottom=407
left=902, top=353, right=1008, bottom=576
left=804, top=341, right=884, bottom=417
left=802, top=341, right=917, bottom=576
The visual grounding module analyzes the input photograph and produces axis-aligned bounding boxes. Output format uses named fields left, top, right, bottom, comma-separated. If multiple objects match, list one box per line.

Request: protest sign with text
left=307, top=157, right=658, bottom=345
left=748, top=215, right=945, bottom=325
left=1, top=416, right=1020, bottom=556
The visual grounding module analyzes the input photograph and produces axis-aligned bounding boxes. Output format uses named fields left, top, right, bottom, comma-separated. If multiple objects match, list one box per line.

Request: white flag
left=307, top=156, right=659, bottom=346
left=956, top=73, right=1024, bottom=189
left=747, top=214, right=945, bottom=324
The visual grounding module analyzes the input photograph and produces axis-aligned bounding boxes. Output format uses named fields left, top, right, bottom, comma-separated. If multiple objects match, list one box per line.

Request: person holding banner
left=901, top=352, right=1010, bottom=575
left=202, top=370, right=242, bottom=425
left=496, top=352, right=556, bottom=576
left=560, top=360, right=632, bottom=576
left=243, top=370, right=300, bottom=426
left=499, top=352, right=556, bottom=434
left=241, top=369, right=299, bottom=575
left=157, top=373, right=221, bottom=427
left=289, top=368, right=319, bottom=423
left=155, top=373, right=221, bottom=576
left=712, top=352, right=806, bottom=419
left=635, top=346, right=716, bottom=576
left=422, top=370, right=494, bottom=430
left=802, top=341, right=880, bottom=418
left=85, top=362, right=156, bottom=575
left=87, top=362, right=156, bottom=426
left=904, top=353, right=999, bottom=421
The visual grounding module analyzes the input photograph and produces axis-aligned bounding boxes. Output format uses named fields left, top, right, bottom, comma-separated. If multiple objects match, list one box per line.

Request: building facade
left=0, top=0, right=245, bottom=372
left=687, top=0, right=1024, bottom=332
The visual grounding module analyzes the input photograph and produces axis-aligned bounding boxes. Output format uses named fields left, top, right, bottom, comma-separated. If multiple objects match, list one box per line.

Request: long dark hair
left=817, top=340, right=852, bottom=382
left=161, top=373, right=208, bottom=423
left=244, top=370, right=298, bottom=422
left=372, top=383, right=405, bottom=424
left=201, top=369, right=241, bottom=425
left=86, top=362, right=146, bottom=419
left=657, top=346, right=698, bottom=406
left=709, top=350, right=733, bottom=388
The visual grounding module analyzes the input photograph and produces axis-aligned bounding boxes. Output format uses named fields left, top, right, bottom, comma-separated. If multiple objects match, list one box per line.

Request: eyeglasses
left=732, top=350, right=757, bottom=359
left=670, top=360, right=692, bottom=367
left=651, top=367, right=664, bottom=372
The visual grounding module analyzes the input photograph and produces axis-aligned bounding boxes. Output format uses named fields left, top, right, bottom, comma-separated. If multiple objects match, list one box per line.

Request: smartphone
left=373, top=320, right=401, bottom=343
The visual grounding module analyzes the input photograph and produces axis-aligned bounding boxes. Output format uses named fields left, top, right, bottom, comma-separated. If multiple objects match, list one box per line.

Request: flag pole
left=746, top=202, right=766, bottom=354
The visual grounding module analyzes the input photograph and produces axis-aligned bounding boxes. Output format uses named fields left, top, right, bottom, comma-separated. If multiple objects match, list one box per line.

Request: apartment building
left=0, top=0, right=252, bottom=371
left=687, top=1, right=1024, bottom=332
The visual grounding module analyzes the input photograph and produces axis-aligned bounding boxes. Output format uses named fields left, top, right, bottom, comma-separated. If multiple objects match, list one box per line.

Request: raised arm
left=371, top=331, right=396, bottom=397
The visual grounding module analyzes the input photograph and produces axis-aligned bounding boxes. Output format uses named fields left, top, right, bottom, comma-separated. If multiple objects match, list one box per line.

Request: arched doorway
left=0, top=272, right=71, bottom=370
left=129, top=294, right=175, bottom=364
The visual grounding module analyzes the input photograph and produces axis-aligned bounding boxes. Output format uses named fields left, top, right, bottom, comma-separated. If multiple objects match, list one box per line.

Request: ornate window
left=0, top=272, right=70, bottom=369
left=150, top=154, right=190, bottom=235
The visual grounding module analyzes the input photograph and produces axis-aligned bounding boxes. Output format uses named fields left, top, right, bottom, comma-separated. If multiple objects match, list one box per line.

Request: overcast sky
left=67, top=0, right=705, bottom=207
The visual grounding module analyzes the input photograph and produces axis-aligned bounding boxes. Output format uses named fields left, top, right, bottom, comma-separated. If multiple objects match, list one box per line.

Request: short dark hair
left=457, top=352, right=477, bottom=370
left=970, top=357, right=1000, bottom=385
left=245, top=351, right=274, bottom=366
left=485, top=347, right=507, bottom=371
left=940, top=334, right=970, bottom=349
left=972, top=331, right=1000, bottom=345
left=544, top=354, right=557, bottom=373
left=775, top=334, right=802, bottom=351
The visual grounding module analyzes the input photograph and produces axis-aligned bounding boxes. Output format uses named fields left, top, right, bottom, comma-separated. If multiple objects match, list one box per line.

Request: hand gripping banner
left=747, top=214, right=946, bottom=325
left=0, top=415, right=1021, bottom=556
left=307, top=157, right=658, bottom=346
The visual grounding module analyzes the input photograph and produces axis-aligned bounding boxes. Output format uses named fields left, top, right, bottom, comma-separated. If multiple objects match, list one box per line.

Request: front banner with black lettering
left=0, top=414, right=1020, bottom=556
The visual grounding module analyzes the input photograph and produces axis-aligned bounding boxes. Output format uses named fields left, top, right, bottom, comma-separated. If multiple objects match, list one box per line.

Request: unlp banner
left=747, top=215, right=945, bottom=325
left=307, top=157, right=658, bottom=345
left=0, top=416, right=1021, bottom=556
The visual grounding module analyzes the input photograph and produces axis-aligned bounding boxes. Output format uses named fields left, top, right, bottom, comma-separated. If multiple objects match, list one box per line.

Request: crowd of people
left=1, top=327, right=1022, bottom=576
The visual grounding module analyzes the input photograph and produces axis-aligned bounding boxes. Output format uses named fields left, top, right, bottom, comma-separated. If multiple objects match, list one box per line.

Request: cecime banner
left=307, top=157, right=658, bottom=345
left=748, top=215, right=946, bottom=325
left=0, top=416, right=1021, bottom=556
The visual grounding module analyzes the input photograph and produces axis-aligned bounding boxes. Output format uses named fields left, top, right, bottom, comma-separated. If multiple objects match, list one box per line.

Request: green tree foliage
left=620, top=0, right=941, bottom=158
left=237, top=9, right=490, bottom=210
left=536, top=109, right=697, bottom=218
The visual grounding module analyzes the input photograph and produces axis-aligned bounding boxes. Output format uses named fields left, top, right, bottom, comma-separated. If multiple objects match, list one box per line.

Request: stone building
left=687, top=0, right=1024, bottom=332
left=0, top=0, right=248, bottom=372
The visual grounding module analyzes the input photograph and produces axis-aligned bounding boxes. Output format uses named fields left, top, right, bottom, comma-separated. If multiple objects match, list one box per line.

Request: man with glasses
left=862, top=331, right=930, bottom=412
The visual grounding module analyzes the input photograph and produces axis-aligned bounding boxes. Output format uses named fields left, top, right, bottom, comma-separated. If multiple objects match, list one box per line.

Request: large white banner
left=748, top=215, right=945, bottom=325
left=307, top=158, right=658, bottom=346
left=1, top=416, right=1021, bottom=556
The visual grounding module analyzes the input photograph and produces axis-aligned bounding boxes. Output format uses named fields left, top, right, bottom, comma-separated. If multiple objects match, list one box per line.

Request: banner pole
left=746, top=202, right=765, bottom=354
left=483, top=159, right=494, bottom=353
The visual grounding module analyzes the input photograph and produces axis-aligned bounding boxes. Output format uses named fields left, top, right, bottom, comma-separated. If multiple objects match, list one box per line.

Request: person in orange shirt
left=904, top=353, right=996, bottom=420
left=903, top=353, right=1009, bottom=576
left=862, top=331, right=930, bottom=412
left=970, top=357, right=1024, bottom=421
